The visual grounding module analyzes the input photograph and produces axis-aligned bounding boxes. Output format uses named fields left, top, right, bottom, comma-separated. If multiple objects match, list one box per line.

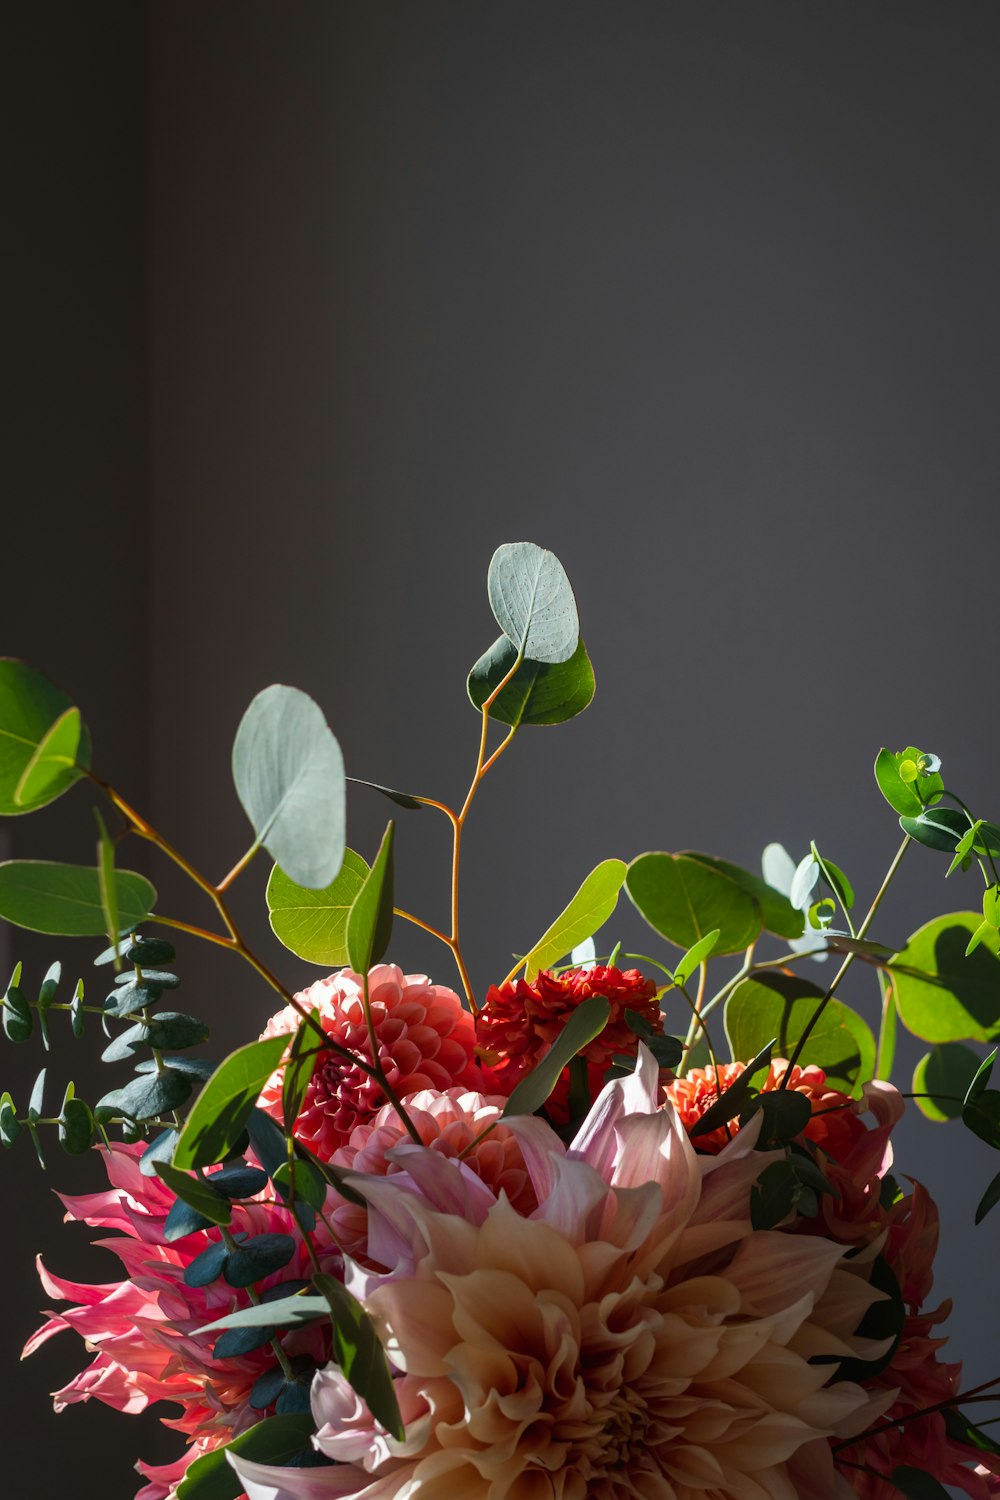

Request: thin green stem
left=217, top=842, right=261, bottom=893
left=780, top=835, right=911, bottom=1085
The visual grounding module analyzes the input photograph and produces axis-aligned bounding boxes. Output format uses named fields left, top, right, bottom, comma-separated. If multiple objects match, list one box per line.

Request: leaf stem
left=780, top=835, right=911, bottom=1086
left=832, top=1374, right=1000, bottom=1451
left=217, top=842, right=261, bottom=894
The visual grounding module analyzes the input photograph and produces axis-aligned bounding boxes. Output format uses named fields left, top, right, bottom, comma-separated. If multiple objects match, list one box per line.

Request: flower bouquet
left=2, top=540, right=1000, bottom=1500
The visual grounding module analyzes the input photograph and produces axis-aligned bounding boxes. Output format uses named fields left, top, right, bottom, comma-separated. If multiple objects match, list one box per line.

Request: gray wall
left=5, top=3, right=1000, bottom=1493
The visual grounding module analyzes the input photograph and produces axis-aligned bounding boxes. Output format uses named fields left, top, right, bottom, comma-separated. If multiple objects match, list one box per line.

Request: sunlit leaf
left=0, top=861, right=156, bottom=936
left=173, top=1036, right=288, bottom=1169
left=502, top=996, right=611, bottom=1117
left=267, top=850, right=370, bottom=965
left=725, top=973, right=876, bottom=1095
left=626, top=852, right=762, bottom=956
left=912, top=1043, right=982, bottom=1122
left=467, top=635, right=595, bottom=727
left=315, top=1272, right=404, bottom=1440
left=345, top=822, right=395, bottom=974
left=487, top=542, right=579, bottom=665
left=891, top=913, right=1000, bottom=1043
left=0, top=661, right=91, bottom=815
left=523, top=859, right=627, bottom=981
left=232, top=684, right=345, bottom=889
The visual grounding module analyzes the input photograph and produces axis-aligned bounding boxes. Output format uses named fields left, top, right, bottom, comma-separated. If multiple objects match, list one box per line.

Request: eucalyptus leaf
left=725, top=973, right=876, bottom=1096
left=345, top=822, right=395, bottom=974
left=99, top=1066, right=192, bottom=1122
left=198, top=1295, right=330, bottom=1336
left=0, top=861, right=156, bottom=937
left=346, top=777, right=423, bottom=810
left=0, top=661, right=91, bottom=815
left=94, top=807, right=120, bottom=960
left=976, top=1166, right=1000, bottom=1225
left=688, top=1042, right=774, bottom=1138
left=890, top=1466, right=951, bottom=1500
left=154, top=1161, right=232, bottom=1226
left=523, top=859, right=627, bottom=981
left=501, top=996, right=611, bottom=1117
left=890, top=913, right=1000, bottom=1043
left=173, top=1035, right=288, bottom=1170
left=223, top=1233, right=296, bottom=1288
left=487, top=541, right=579, bottom=664
left=467, top=635, right=595, bottom=727
left=674, top=929, right=720, bottom=987
left=875, top=749, right=924, bottom=818
left=626, top=853, right=762, bottom=956
left=267, top=851, right=370, bottom=966
left=232, top=684, right=345, bottom=889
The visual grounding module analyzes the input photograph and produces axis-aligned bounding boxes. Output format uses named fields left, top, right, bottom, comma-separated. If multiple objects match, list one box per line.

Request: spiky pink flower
left=25, top=1143, right=342, bottom=1500
left=232, top=1049, right=888, bottom=1500
left=259, top=966, right=483, bottom=1159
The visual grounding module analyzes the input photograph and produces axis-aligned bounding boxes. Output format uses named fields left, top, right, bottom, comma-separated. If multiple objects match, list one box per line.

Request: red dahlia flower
left=475, top=963, right=661, bottom=1120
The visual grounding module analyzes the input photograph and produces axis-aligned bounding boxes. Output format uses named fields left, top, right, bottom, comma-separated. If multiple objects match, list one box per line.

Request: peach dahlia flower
left=232, top=1049, right=889, bottom=1500
left=259, top=966, right=483, bottom=1159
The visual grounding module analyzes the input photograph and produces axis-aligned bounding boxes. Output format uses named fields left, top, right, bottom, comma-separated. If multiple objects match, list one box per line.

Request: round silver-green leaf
left=487, top=542, right=579, bottom=664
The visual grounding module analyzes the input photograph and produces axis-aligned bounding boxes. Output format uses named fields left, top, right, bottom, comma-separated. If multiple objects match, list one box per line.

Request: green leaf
left=0, top=861, right=156, bottom=936
left=688, top=1041, right=774, bottom=1138
left=962, top=1090, right=1000, bottom=1149
left=272, top=1158, right=327, bottom=1212
left=890, top=913, right=1000, bottom=1042
left=346, top=822, right=395, bottom=974
left=976, top=1166, right=1000, bottom=1225
left=900, top=807, right=974, bottom=854
left=176, top=1414, right=318, bottom=1500
left=523, top=859, right=627, bottom=981
left=686, top=853, right=804, bottom=941
left=746, top=1089, right=812, bottom=1146
left=810, top=845, right=854, bottom=910
left=725, top=973, right=876, bottom=1095
left=2, top=985, right=32, bottom=1043
left=0, top=1091, right=20, bottom=1147
left=890, top=1465, right=951, bottom=1500
left=223, top=1233, right=296, bottom=1288
left=346, top=776, right=424, bottom=810
left=173, top=1035, right=288, bottom=1170
left=943, top=1406, right=1000, bottom=1457
left=673, top=929, right=720, bottom=987
left=314, top=1272, right=404, bottom=1440
left=281, top=1016, right=321, bottom=1129
left=232, top=684, right=345, bottom=889
left=487, top=541, right=579, bottom=665
left=875, top=748, right=924, bottom=818
left=99, top=1066, right=193, bottom=1122
left=501, top=996, right=611, bottom=1117
left=154, top=1161, right=233, bottom=1226
left=93, top=807, right=121, bottom=961
left=266, top=850, right=370, bottom=966
left=625, top=852, right=763, bottom=956
left=0, top=661, right=91, bottom=815
left=751, top=1160, right=799, bottom=1229
left=198, top=1293, right=330, bottom=1336
left=912, top=1043, right=983, bottom=1121
left=835, top=1255, right=905, bottom=1382
left=59, top=1093, right=95, bottom=1154
left=102, top=1011, right=210, bottom=1063
left=964, top=1046, right=997, bottom=1104
left=13, top=707, right=83, bottom=809
left=467, top=635, right=595, bottom=727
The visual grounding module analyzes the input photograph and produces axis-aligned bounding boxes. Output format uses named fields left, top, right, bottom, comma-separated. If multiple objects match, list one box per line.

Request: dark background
left=3, top=3, right=1000, bottom=1494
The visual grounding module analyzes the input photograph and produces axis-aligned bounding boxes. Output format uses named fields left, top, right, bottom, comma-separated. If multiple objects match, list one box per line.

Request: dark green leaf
left=173, top=1035, right=288, bottom=1170
left=249, top=1367, right=287, bottom=1411
left=725, top=973, right=876, bottom=1096
left=232, top=684, right=346, bottom=890
left=98, top=1066, right=192, bottom=1122
left=314, top=1272, right=403, bottom=1439
left=890, top=1465, right=951, bottom=1499
left=223, top=1233, right=296, bottom=1288
left=2, top=985, right=32, bottom=1043
left=176, top=1414, right=318, bottom=1500
left=103, top=979, right=166, bottom=1019
left=943, top=1406, right=1000, bottom=1456
left=751, top=1161, right=798, bottom=1229
left=0, top=661, right=91, bottom=815
left=267, top=851, right=370, bottom=967
left=210, top=1164, right=269, bottom=1199
left=214, top=1325, right=281, bottom=1359
left=282, top=1019, right=321, bottom=1130
left=184, top=1237, right=235, bottom=1289
left=0, top=1091, right=21, bottom=1147
left=899, top=807, right=973, bottom=854
left=0, top=861, right=156, bottom=937
left=467, top=635, right=595, bottom=727
left=155, top=1160, right=232, bottom=1227
left=965, top=1047, right=997, bottom=1104
left=891, top=913, right=1000, bottom=1042
left=94, top=807, right=120, bottom=960
left=688, top=1041, right=774, bottom=1138
left=114, top=967, right=180, bottom=989
left=501, top=996, right=611, bottom=1117
left=835, top=1256, right=904, bottom=1382
left=273, top=1158, right=327, bottom=1212
left=523, top=859, right=627, bottom=981
left=962, top=1091, right=1000, bottom=1149
left=346, top=822, right=395, bottom=974
left=58, top=1093, right=95, bottom=1154
left=102, top=1012, right=209, bottom=1063
left=912, top=1043, right=983, bottom=1122
left=975, top=1166, right=1000, bottom=1225
left=346, top=777, right=423, bottom=811
left=134, top=1054, right=214, bottom=1081
left=745, top=1089, right=812, bottom=1146
left=487, top=541, right=579, bottom=664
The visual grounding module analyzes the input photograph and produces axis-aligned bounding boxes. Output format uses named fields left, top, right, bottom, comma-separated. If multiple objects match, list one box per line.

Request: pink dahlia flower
left=259, top=966, right=482, bottom=1158
left=669, top=1061, right=1000, bottom=1497
left=25, top=1142, right=342, bottom=1500
left=232, top=1048, right=889, bottom=1500
left=328, top=1086, right=538, bottom=1261
left=476, top=963, right=663, bottom=1122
